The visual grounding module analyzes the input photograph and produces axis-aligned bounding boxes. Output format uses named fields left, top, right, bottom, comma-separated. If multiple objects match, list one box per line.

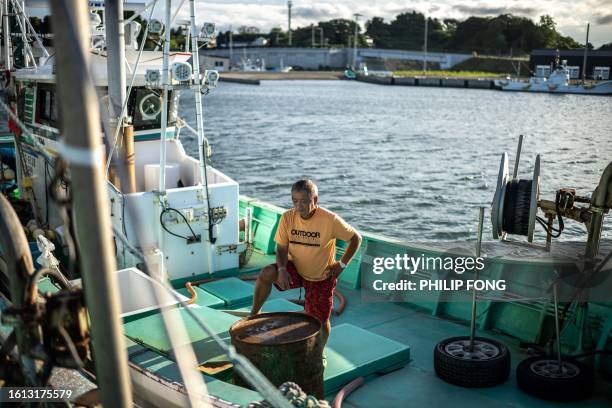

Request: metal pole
left=184, top=24, right=190, bottom=52
left=353, top=15, right=359, bottom=69
left=189, top=0, right=207, bottom=198
left=553, top=282, right=562, bottom=371
left=229, top=30, right=233, bottom=66
left=311, top=24, right=314, bottom=47
left=423, top=15, right=428, bottom=72
left=319, top=27, right=323, bottom=48
left=159, top=0, right=171, bottom=192
left=105, top=0, right=127, bottom=178
left=19, top=0, right=27, bottom=67
left=49, top=1, right=132, bottom=406
left=585, top=161, right=612, bottom=260
left=469, top=206, right=485, bottom=350
left=287, top=0, right=292, bottom=46
left=3, top=0, right=11, bottom=70
left=582, top=23, right=589, bottom=83
left=513, top=134, right=523, bottom=179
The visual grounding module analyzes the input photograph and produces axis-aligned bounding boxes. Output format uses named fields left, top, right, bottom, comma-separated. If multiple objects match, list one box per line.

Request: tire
left=434, top=336, right=510, bottom=387
left=516, top=356, right=594, bottom=401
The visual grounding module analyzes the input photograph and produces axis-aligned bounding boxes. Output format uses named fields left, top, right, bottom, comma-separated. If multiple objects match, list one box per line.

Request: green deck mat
left=200, top=277, right=254, bottom=307
left=176, top=286, right=225, bottom=308
left=323, top=323, right=410, bottom=394
left=236, top=298, right=303, bottom=313
left=123, top=306, right=240, bottom=365
left=128, top=346, right=262, bottom=406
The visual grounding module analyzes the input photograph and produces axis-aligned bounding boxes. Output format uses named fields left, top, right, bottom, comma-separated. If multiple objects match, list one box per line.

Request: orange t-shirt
left=274, top=207, right=356, bottom=281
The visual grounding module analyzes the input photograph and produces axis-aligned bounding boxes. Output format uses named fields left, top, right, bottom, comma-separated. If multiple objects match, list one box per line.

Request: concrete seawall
left=357, top=74, right=496, bottom=90
left=219, top=71, right=345, bottom=85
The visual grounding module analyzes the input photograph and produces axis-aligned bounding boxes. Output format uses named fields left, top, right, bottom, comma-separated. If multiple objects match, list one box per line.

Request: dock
left=357, top=74, right=500, bottom=90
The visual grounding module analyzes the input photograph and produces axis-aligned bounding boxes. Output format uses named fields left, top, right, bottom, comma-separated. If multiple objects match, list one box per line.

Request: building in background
left=530, top=49, right=612, bottom=80
left=200, top=55, right=230, bottom=72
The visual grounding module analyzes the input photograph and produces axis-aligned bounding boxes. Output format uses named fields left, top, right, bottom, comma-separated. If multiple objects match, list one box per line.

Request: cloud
left=595, top=14, right=612, bottom=25
left=453, top=5, right=539, bottom=17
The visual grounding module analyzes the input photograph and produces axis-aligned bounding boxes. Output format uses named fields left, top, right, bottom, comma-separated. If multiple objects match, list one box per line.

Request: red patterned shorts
left=272, top=262, right=336, bottom=323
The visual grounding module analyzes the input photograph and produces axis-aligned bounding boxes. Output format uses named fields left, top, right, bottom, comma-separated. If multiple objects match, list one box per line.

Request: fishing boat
left=0, top=2, right=611, bottom=407
left=494, top=59, right=612, bottom=95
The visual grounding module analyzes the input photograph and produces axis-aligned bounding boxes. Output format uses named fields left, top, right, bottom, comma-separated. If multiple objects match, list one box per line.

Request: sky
left=28, top=0, right=612, bottom=47
left=177, top=0, right=612, bottom=47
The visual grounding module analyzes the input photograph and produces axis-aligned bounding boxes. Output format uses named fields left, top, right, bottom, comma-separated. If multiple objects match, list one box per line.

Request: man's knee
left=258, top=265, right=277, bottom=285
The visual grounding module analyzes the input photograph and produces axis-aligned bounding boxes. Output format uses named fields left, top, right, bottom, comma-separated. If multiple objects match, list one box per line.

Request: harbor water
left=179, top=80, right=612, bottom=242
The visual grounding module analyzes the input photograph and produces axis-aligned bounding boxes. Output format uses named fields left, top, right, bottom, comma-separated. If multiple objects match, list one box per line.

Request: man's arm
left=276, top=243, right=292, bottom=289
left=327, top=231, right=362, bottom=279
left=340, top=232, right=362, bottom=266
left=276, top=243, right=289, bottom=269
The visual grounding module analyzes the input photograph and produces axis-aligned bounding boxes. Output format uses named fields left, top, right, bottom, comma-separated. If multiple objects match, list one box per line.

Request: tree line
left=218, top=12, right=609, bottom=55
left=26, top=12, right=611, bottom=55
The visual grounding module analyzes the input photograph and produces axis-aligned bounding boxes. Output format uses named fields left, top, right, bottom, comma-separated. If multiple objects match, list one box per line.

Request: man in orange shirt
left=251, top=179, right=362, bottom=352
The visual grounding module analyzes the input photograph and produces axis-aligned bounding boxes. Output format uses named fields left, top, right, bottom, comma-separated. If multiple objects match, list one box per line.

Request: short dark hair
left=291, top=179, right=318, bottom=198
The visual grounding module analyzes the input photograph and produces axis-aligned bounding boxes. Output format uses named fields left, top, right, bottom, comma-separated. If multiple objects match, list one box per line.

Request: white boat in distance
left=495, top=60, right=612, bottom=95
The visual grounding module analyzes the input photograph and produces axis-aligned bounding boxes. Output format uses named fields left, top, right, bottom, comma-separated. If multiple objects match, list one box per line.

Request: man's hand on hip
left=277, top=266, right=292, bottom=290
left=326, top=262, right=344, bottom=279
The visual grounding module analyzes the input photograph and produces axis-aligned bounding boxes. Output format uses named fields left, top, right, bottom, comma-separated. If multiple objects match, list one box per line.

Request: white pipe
left=245, top=206, right=252, bottom=244
left=188, top=0, right=205, bottom=189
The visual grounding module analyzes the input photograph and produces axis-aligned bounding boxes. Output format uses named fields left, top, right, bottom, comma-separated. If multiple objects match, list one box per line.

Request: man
left=250, top=179, right=362, bottom=357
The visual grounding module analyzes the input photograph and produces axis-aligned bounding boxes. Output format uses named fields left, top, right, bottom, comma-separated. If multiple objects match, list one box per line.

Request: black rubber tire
left=434, top=336, right=511, bottom=387
left=516, top=356, right=594, bottom=401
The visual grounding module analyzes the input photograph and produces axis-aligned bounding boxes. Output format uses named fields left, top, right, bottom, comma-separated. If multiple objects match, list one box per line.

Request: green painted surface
left=240, top=196, right=283, bottom=254
left=176, top=286, right=225, bottom=308
left=323, top=323, right=410, bottom=394
left=124, top=306, right=240, bottom=365
left=200, top=277, right=254, bottom=308
left=128, top=347, right=262, bottom=406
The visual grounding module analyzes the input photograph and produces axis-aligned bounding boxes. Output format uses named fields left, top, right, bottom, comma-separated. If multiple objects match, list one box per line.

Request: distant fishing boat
left=495, top=60, right=612, bottom=95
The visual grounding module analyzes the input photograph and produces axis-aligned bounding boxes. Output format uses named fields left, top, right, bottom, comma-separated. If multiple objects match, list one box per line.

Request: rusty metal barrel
left=229, top=312, right=324, bottom=399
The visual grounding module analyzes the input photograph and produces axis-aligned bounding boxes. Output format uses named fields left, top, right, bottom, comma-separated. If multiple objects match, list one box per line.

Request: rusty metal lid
left=229, top=312, right=321, bottom=346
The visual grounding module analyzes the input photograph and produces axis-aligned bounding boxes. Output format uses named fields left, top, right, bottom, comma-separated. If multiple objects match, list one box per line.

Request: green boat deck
left=121, top=253, right=611, bottom=407
left=116, top=195, right=612, bottom=406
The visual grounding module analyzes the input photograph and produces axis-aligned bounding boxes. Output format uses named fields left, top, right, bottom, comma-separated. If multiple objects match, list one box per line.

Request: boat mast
left=48, top=0, right=133, bottom=406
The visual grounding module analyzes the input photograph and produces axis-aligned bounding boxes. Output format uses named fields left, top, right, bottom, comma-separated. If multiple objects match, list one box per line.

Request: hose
left=332, top=377, right=364, bottom=408
left=185, top=281, right=197, bottom=305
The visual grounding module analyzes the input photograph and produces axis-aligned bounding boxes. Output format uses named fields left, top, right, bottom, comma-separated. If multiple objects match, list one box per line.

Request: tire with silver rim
left=434, top=336, right=510, bottom=387
left=516, top=356, right=594, bottom=401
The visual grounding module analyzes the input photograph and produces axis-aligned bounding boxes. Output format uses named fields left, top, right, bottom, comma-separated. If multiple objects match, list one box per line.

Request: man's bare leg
left=250, top=265, right=278, bottom=316
left=321, top=319, right=331, bottom=347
